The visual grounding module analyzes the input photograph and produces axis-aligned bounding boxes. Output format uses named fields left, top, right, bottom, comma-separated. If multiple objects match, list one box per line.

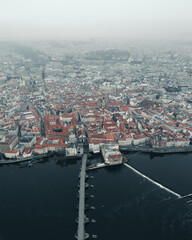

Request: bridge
left=76, top=154, right=89, bottom=240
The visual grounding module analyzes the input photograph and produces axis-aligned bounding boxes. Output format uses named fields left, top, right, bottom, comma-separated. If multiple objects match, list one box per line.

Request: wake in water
left=124, top=163, right=181, bottom=198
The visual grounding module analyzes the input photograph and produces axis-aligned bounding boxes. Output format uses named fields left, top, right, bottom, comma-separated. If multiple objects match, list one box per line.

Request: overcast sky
left=0, top=0, right=192, bottom=41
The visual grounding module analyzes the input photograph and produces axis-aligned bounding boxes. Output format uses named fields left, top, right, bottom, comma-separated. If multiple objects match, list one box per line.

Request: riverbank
left=0, top=152, right=85, bottom=165
left=119, top=145, right=192, bottom=154
left=0, top=153, right=52, bottom=165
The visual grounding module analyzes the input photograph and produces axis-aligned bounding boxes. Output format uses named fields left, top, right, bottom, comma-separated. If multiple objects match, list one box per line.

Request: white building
left=4, top=150, right=20, bottom=158
left=132, top=134, right=147, bottom=145
left=118, top=135, right=132, bottom=146
left=101, top=144, right=122, bottom=165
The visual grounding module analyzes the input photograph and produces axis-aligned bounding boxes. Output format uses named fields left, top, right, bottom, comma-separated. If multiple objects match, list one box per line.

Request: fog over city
left=1, top=1, right=192, bottom=240
left=1, top=0, right=192, bottom=41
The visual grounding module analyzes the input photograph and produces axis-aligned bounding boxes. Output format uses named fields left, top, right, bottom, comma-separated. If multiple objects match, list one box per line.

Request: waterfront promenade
left=119, top=145, right=192, bottom=154
left=0, top=153, right=50, bottom=165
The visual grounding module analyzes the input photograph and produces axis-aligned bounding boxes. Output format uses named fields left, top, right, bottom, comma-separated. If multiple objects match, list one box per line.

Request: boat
left=27, top=158, right=38, bottom=167
left=18, top=162, right=28, bottom=168
left=28, top=162, right=34, bottom=167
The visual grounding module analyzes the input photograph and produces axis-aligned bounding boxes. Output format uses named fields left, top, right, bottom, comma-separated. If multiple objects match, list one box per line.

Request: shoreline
left=0, top=152, right=84, bottom=165
left=1, top=145, right=192, bottom=166
left=0, top=153, right=52, bottom=165
left=119, top=145, right=192, bottom=154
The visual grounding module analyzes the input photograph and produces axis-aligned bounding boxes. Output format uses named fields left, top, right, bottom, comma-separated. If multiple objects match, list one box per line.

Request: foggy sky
left=1, top=0, right=192, bottom=41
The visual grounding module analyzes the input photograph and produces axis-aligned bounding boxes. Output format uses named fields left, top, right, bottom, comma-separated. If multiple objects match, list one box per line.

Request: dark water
left=86, top=153, right=192, bottom=240
left=0, top=153, right=192, bottom=240
left=0, top=158, right=80, bottom=240
left=127, top=152, right=192, bottom=195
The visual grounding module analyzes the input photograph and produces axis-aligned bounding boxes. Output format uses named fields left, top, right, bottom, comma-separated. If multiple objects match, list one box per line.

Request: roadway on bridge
left=77, top=154, right=87, bottom=240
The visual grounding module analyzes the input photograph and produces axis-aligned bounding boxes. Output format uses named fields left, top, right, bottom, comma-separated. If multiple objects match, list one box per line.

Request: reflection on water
left=55, top=158, right=78, bottom=167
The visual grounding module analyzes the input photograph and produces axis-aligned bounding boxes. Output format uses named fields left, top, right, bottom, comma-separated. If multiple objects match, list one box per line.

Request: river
left=0, top=153, right=192, bottom=240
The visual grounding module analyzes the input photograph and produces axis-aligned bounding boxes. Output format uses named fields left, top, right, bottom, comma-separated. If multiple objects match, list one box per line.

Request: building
left=44, top=115, right=70, bottom=139
left=0, top=135, right=18, bottom=152
left=4, top=149, right=20, bottom=158
left=19, top=134, right=36, bottom=148
left=65, top=143, right=77, bottom=157
left=118, top=134, right=132, bottom=146
left=34, top=136, right=66, bottom=154
left=23, top=147, right=33, bottom=157
left=132, top=134, right=147, bottom=145
left=101, top=144, right=122, bottom=165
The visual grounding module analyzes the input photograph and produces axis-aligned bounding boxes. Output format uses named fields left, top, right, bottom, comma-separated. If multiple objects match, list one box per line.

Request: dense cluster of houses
left=1, top=41, right=192, bottom=161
